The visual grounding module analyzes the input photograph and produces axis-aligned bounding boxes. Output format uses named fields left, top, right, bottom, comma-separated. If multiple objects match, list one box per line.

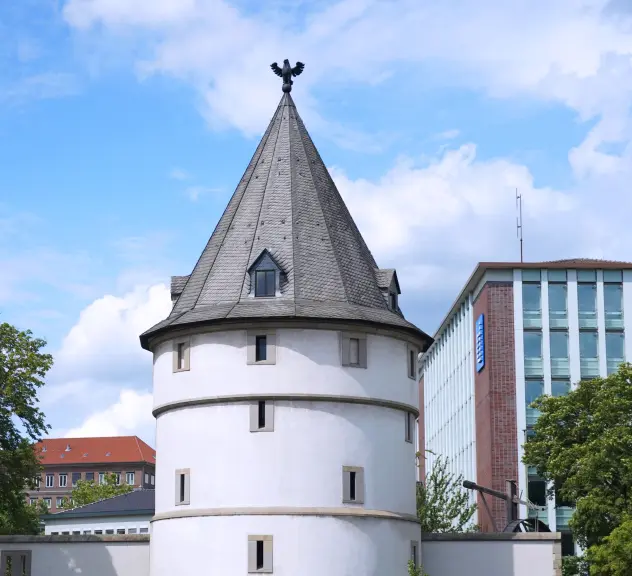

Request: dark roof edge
left=427, top=259, right=632, bottom=349
left=139, top=315, right=433, bottom=352
left=43, top=509, right=154, bottom=520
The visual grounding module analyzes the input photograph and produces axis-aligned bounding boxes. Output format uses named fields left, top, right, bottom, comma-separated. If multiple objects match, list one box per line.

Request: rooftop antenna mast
left=516, top=189, right=523, bottom=263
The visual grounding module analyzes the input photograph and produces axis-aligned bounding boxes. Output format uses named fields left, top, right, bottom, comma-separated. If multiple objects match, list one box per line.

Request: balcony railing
left=605, top=312, right=624, bottom=330
left=578, top=311, right=598, bottom=329
left=549, top=311, right=568, bottom=329
left=524, top=357, right=544, bottom=377
left=556, top=507, right=575, bottom=531
left=580, top=358, right=600, bottom=378
left=523, top=310, right=542, bottom=329
left=607, top=358, right=624, bottom=375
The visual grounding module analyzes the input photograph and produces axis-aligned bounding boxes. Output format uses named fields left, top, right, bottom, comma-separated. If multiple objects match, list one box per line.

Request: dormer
left=170, top=275, right=190, bottom=307
left=375, top=268, right=401, bottom=313
left=248, top=249, right=285, bottom=298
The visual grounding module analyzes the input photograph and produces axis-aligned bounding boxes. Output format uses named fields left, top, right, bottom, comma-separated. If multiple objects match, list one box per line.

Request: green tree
left=0, top=322, right=52, bottom=535
left=60, top=473, right=133, bottom=509
left=523, top=363, right=632, bottom=576
left=416, top=452, right=477, bottom=533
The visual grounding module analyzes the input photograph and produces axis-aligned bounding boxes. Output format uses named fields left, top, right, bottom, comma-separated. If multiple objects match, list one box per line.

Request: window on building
left=548, top=281, right=568, bottom=328
left=578, top=280, right=597, bottom=329
left=113, top=472, right=121, bottom=485
left=550, top=330, right=569, bottom=378
left=94, top=530, right=103, bottom=535
left=172, top=338, right=190, bottom=372
left=527, top=473, right=546, bottom=507
left=604, top=280, right=624, bottom=329
left=255, top=270, right=276, bottom=297
left=250, top=400, right=274, bottom=432
left=256, top=336, right=267, bottom=362
left=522, top=282, right=542, bottom=328
left=98, top=472, right=105, bottom=485
left=46, top=474, right=54, bottom=488
left=51, top=532, right=59, bottom=535
left=150, top=475, right=155, bottom=486
left=83, top=530, right=91, bottom=535
left=407, top=346, right=417, bottom=379
left=523, top=331, right=543, bottom=377
left=72, top=531, right=80, bottom=535
left=341, top=333, right=367, bottom=368
left=580, top=331, right=599, bottom=378
left=140, top=527, right=149, bottom=534
left=126, top=472, right=135, bottom=485
left=606, top=331, right=625, bottom=374
left=29, top=498, right=37, bottom=505
left=116, top=528, right=125, bottom=535
left=105, top=529, right=114, bottom=535
left=389, top=292, right=397, bottom=311
left=342, top=466, right=365, bottom=504
left=144, top=473, right=149, bottom=485
left=59, top=474, right=67, bottom=488
left=552, top=379, right=571, bottom=397
left=1, top=551, right=32, bottom=576
left=61, top=531, right=70, bottom=535
left=175, top=469, right=190, bottom=505
left=72, top=472, right=81, bottom=487
left=248, top=535, right=273, bottom=573
left=405, top=412, right=414, bottom=443
left=43, top=498, right=52, bottom=508
left=248, top=331, right=276, bottom=365
left=410, top=541, right=419, bottom=568
left=56, top=497, right=64, bottom=508
left=525, top=379, right=544, bottom=426
left=85, top=472, right=94, bottom=482
left=128, top=528, right=137, bottom=534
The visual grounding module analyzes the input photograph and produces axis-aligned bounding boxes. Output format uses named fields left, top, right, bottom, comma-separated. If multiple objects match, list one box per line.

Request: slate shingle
left=140, top=93, right=431, bottom=349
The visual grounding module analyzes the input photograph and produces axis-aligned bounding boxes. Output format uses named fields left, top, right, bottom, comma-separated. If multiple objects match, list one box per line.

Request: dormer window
left=248, top=249, right=284, bottom=298
left=255, top=270, right=276, bottom=297
left=389, top=292, right=397, bottom=311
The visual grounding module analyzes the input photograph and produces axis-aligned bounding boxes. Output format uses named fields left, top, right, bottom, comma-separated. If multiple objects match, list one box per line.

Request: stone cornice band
left=153, top=394, right=419, bottom=418
left=152, top=507, right=419, bottom=524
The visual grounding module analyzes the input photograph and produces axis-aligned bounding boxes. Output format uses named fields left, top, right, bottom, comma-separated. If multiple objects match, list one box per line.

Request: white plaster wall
left=150, top=515, right=420, bottom=576
left=0, top=541, right=149, bottom=576
left=45, top=516, right=151, bottom=535
left=421, top=298, right=477, bottom=524
left=155, top=401, right=416, bottom=514
left=421, top=537, right=559, bottom=576
left=153, top=329, right=417, bottom=409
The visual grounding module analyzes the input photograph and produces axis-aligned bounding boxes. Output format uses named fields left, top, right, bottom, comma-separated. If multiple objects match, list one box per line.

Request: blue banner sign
left=476, top=314, right=485, bottom=372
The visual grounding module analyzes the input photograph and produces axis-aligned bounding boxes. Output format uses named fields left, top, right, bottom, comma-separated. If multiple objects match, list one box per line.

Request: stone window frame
left=341, top=332, right=367, bottom=369
left=250, top=400, right=274, bottom=432
left=172, top=337, right=191, bottom=373
left=247, top=331, right=277, bottom=365
left=407, top=344, right=418, bottom=380
left=175, top=468, right=191, bottom=506
left=342, top=465, right=365, bottom=504
left=1, top=550, right=32, bottom=576
left=248, top=535, right=273, bottom=573
left=405, top=412, right=415, bottom=444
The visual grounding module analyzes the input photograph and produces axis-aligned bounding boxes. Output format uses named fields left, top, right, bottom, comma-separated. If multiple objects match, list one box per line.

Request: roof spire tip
left=270, top=59, right=305, bottom=93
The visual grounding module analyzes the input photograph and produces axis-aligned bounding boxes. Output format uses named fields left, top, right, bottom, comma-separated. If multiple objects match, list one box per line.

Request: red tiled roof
left=34, top=436, right=156, bottom=466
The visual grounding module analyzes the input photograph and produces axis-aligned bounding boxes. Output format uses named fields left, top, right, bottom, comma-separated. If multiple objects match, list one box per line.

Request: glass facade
left=577, top=272, right=597, bottom=329
left=550, top=330, right=570, bottom=377
left=580, top=330, right=599, bottom=378
left=524, top=331, right=543, bottom=377
left=548, top=279, right=568, bottom=329
left=523, top=282, right=542, bottom=329
left=525, top=379, right=543, bottom=425
left=606, top=331, right=625, bottom=375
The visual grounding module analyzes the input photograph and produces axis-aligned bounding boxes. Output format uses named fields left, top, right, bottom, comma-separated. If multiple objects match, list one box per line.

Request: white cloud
left=63, top=389, right=154, bottom=440
left=169, top=167, right=190, bottom=180
left=1, top=72, right=80, bottom=104
left=184, top=185, right=222, bottom=201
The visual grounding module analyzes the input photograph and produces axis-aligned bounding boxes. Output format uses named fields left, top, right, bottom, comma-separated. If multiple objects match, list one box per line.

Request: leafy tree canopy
left=523, top=363, right=632, bottom=576
left=60, top=473, right=133, bottom=510
left=416, top=452, right=477, bottom=533
left=0, top=322, right=53, bottom=535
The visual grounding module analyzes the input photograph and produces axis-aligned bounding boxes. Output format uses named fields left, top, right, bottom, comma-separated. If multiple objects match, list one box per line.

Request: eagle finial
left=270, top=59, right=305, bottom=93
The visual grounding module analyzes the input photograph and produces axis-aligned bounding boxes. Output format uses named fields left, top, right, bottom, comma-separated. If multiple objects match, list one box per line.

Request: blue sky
left=2, top=0, right=632, bottom=444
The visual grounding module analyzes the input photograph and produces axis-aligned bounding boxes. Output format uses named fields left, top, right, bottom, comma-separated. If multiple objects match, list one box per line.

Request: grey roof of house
left=140, top=93, right=432, bottom=350
left=44, top=490, right=155, bottom=520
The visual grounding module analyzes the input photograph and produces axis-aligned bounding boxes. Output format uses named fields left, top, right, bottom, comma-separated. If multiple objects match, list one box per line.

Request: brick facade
left=473, top=282, right=519, bottom=532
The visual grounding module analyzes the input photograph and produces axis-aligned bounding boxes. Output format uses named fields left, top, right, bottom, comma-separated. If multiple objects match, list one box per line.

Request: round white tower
left=140, top=76, right=432, bottom=576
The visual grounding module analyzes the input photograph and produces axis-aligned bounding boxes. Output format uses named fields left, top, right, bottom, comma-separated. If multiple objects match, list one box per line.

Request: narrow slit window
left=177, top=343, right=185, bottom=370
left=342, top=466, right=364, bottom=504
left=256, top=336, right=267, bottom=362
left=248, top=535, right=273, bottom=573
left=349, top=338, right=360, bottom=365
left=179, top=474, right=186, bottom=503
left=349, top=471, right=356, bottom=500
left=175, top=469, right=190, bottom=505
left=405, top=412, right=413, bottom=443
left=409, top=349, right=415, bottom=378
left=256, top=540, right=264, bottom=570
left=258, top=401, right=266, bottom=429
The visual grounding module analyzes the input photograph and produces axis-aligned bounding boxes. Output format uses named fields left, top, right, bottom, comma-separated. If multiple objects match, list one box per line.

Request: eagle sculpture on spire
left=270, top=59, right=305, bottom=93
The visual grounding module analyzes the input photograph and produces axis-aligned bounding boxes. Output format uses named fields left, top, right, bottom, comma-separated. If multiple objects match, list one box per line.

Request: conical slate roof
left=140, top=93, right=431, bottom=350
